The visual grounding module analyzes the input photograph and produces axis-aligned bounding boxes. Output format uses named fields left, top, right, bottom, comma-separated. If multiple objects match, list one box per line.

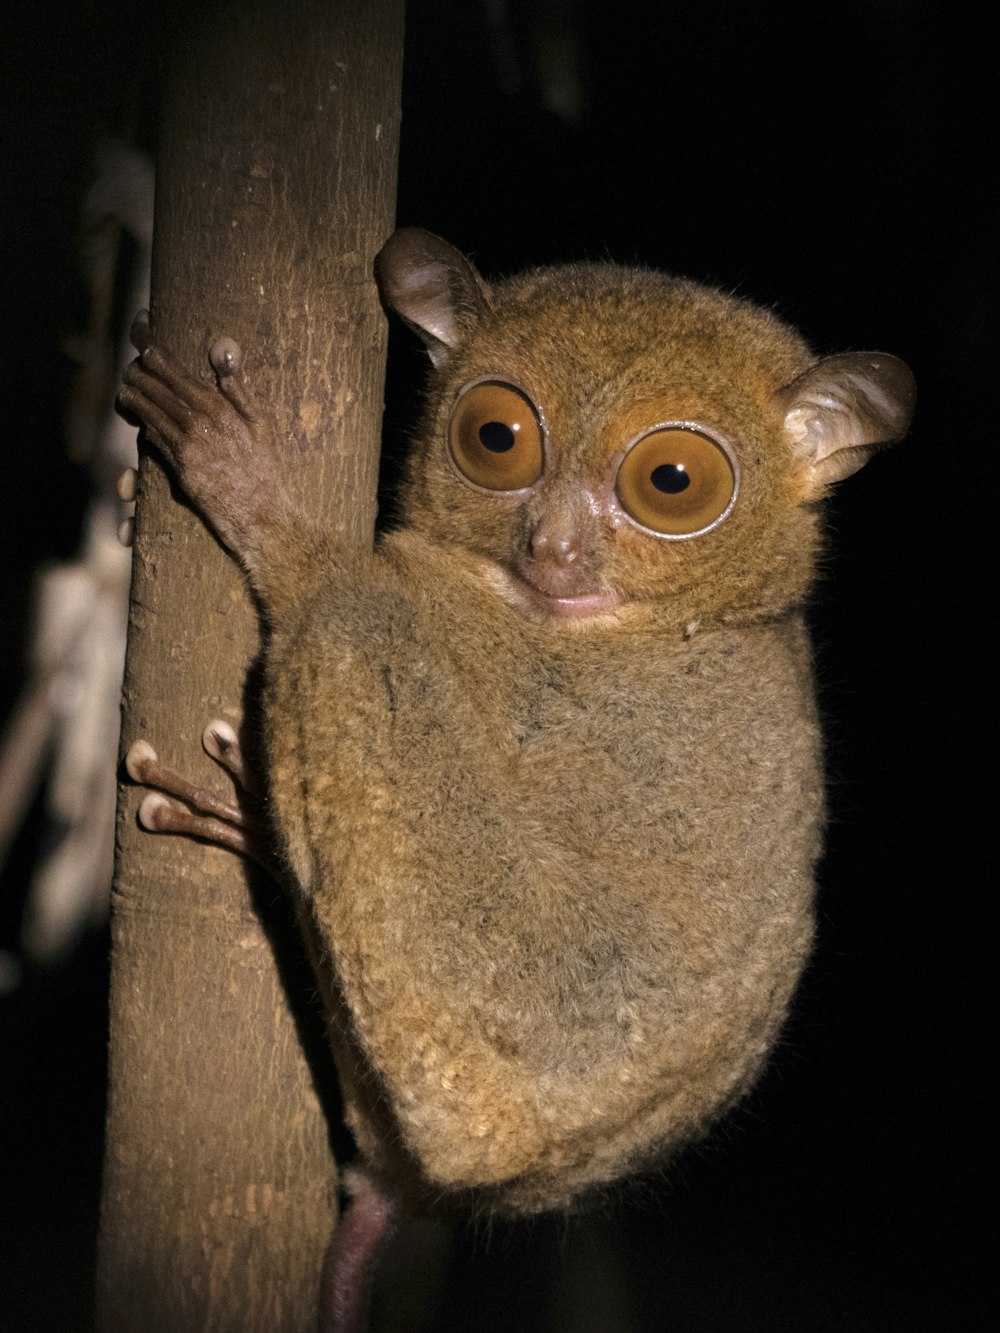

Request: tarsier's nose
left=529, top=515, right=580, bottom=566
left=528, top=485, right=599, bottom=569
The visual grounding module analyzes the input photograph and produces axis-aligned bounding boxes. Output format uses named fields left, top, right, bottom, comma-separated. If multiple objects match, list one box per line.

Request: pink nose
left=529, top=523, right=579, bottom=566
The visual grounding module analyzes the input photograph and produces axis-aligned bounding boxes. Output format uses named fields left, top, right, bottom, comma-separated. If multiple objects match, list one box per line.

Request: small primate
left=118, top=229, right=915, bottom=1330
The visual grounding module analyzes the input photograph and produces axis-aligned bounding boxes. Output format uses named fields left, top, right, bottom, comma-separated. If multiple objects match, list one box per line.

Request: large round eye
left=448, top=381, right=544, bottom=491
left=616, top=427, right=737, bottom=537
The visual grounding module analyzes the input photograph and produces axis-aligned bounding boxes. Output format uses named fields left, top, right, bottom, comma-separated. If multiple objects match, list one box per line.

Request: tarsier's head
left=376, top=229, right=914, bottom=631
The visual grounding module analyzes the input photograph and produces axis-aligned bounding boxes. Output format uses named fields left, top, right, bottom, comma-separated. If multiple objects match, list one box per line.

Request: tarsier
left=117, top=229, right=914, bottom=1330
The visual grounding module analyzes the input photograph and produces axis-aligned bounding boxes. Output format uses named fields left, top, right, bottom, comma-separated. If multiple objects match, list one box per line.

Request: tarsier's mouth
left=502, top=569, right=621, bottom=619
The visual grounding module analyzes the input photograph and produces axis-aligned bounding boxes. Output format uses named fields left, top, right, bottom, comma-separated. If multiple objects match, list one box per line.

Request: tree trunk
left=96, top=4, right=403, bottom=1329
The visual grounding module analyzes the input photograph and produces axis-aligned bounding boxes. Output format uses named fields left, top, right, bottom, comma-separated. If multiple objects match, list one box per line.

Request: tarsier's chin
left=119, top=228, right=913, bottom=1313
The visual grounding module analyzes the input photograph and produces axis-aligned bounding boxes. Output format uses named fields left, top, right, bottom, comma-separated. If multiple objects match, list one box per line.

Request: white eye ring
left=613, top=420, right=740, bottom=540
left=446, top=377, right=549, bottom=495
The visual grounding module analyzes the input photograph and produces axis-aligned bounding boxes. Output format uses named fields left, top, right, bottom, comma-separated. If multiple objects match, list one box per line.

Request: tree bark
left=97, top=4, right=403, bottom=1329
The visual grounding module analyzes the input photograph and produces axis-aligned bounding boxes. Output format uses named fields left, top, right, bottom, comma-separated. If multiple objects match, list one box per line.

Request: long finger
left=137, top=793, right=258, bottom=861
left=121, top=358, right=205, bottom=434
left=209, top=336, right=261, bottom=423
left=130, top=314, right=221, bottom=416
left=116, top=382, right=189, bottom=457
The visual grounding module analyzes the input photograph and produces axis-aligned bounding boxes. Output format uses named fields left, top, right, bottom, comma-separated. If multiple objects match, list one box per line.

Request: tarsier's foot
left=125, top=720, right=266, bottom=867
left=116, top=314, right=287, bottom=560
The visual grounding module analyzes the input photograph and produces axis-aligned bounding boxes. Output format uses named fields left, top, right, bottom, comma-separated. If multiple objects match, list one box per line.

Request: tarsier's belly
left=267, top=554, right=823, bottom=1212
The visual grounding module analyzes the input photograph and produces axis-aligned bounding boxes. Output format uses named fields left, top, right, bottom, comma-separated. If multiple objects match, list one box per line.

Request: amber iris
left=616, top=427, right=736, bottom=536
left=448, top=382, right=544, bottom=491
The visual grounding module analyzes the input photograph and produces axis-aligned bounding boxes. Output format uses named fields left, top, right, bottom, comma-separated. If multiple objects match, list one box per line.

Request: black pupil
left=479, top=421, right=516, bottom=453
left=650, top=462, right=689, bottom=493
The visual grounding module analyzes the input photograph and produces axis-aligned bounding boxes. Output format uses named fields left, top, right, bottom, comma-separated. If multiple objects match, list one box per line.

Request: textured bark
left=97, top=3, right=403, bottom=1329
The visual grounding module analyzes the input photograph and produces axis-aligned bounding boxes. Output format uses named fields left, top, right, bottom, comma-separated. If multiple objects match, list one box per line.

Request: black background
left=0, top=1, right=991, bottom=1329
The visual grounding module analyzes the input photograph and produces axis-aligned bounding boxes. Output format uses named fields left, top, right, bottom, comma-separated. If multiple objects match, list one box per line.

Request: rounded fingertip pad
left=117, top=467, right=138, bottom=502
left=125, top=739, right=158, bottom=782
left=137, top=791, right=173, bottom=830
left=130, top=310, right=152, bottom=352
left=209, top=336, right=243, bottom=377
left=203, top=719, right=239, bottom=761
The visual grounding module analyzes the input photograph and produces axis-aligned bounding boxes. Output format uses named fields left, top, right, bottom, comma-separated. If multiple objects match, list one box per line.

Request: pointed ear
left=374, top=228, right=490, bottom=368
left=776, top=352, right=916, bottom=500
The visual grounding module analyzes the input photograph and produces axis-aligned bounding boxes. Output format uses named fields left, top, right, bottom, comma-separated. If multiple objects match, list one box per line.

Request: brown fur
left=120, top=232, right=914, bottom=1218
left=259, top=242, right=913, bottom=1213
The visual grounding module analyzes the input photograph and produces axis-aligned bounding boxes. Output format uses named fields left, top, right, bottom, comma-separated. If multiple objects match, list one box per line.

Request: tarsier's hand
left=117, top=316, right=288, bottom=561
